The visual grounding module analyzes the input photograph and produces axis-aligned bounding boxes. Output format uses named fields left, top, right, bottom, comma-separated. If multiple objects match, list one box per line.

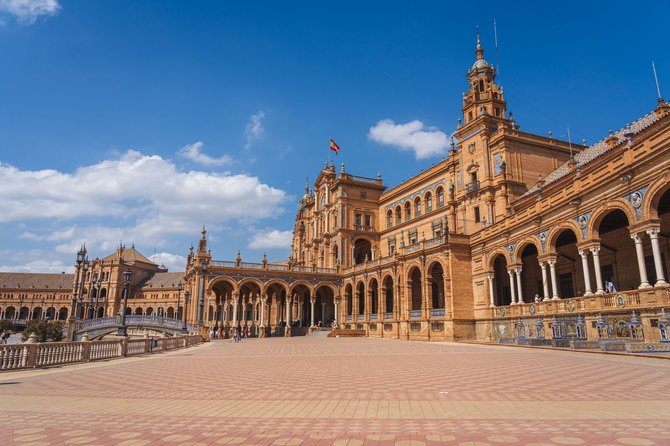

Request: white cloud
left=0, top=150, right=290, bottom=258
left=244, top=110, right=265, bottom=149
left=368, top=119, right=450, bottom=159
left=178, top=141, right=233, bottom=166
left=248, top=229, right=292, bottom=250
left=0, top=0, right=60, bottom=25
left=0, top=258, right=69, bottom=274
left=150, top=252, right=187, bottom=273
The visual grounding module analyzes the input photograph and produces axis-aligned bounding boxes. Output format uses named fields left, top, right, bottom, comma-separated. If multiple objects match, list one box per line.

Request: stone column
left=590, top=247, right=605, bottom=294
left=547, top=260, right=559, bottom=300
left=231, top=293, right=239, bottom=326
left=487, top=273, right=495, bottom=307
left=259, top=294, right=266, bottom=337
left=515, top=267, right=523, bottom=304
left=507, top=269, right=517, bottom=305
left=333, top=298, right=339, bottom=324
left=647, top=228, right=668, bottom=286
left=321, top=302, right=326, bottom=324
left=578, top=250, right=594, bottom=296
left=540, top=262, right=550, bottom=301
left=631, top=233, right=652, bottom=288
left=310, top=297, right=316, bottom=328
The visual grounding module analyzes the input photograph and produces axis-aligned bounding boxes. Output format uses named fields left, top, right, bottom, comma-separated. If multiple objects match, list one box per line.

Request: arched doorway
left=520, top=244, right=541, bottom=302
left=354, top=239, right=372, bottom=264
left=383, top=276, right=394, bottom=317
left=369, top=279, right=379, bottom=318
left=240, top=282, right=262, bottom=333
left=409, top=267, right=422, bottom=312
left=134, top=307, right=143, bottom=315
left=554, top=229, right=580, bottom=298
left=492, top=254, right=511, bottom=306
left=356, top=282, right=365, bottom=318
left=345, top=284, right=353, bottom=318
left=58, top=307, right=68, bottom=320
left=314, top=285, right=335, bottom=326
left=290, top=284, right=311, bottom=328
left=429, top=263, right=445, bottom=310
left=596, top=209, right=633, bottom=291
left=4, top=306, right=15, bottom=320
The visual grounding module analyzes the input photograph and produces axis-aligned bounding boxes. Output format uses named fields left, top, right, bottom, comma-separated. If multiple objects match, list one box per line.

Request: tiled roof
left=102, top=247, right=156, bottom=265
left=0, top=272, right=74, bottom=290
left=520, top=108, right=661, bottom=198
left=140, top=272, right=185, bottom=289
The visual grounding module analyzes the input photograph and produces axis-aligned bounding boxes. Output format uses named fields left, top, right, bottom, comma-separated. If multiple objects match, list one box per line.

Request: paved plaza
left=1, top=336, right=669, bottom=446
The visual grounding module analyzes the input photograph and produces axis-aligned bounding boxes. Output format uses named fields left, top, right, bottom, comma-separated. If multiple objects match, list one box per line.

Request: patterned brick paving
left=1, top=337, right=669, bottom=445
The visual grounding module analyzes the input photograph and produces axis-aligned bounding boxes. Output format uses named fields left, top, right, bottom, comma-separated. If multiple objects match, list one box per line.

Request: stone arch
left=344, top=283, right=353, bottom=316
left=404, top=261, right=423, bottom=279
left=588, top=200, right=638, bottom=239
left=407, top=265, right=422, bottom=311
left=487, top=248, right=511, bottom=270
left=382, top=275, right=394, bottom=314
left=644, top=172, right=670, bottom=220
left=288, top=280, right=314, bottom=296
left=427, top=261, right=445, bottom=309
left=355, top=280, right=366, bottom=315
left=237, top=277, right=265, bottom=291
left=263, top=279, right=290, bottom=295
left=314, top=282, right=337, bottom=295
left=207, top=276, right=239, bottom=293
left=513, top=237, right=543, bottom=260
left=353, top=237, right=373, bottom=264
left=369, top=278, right=379, bottom=315
left=424, top=190, right=433, bottom=213
left=547, top=221, right=584, bottom=253
left=134, top=307, right=143, bottom=315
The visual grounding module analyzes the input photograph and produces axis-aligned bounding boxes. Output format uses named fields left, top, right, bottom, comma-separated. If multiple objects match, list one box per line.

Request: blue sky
left=0, top=0, right=668, bottom=273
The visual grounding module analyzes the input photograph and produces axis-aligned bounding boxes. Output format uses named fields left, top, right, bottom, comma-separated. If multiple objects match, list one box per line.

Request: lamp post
left=94, top=272, right=102, bottom=319
left=197, top=259, right=207, bottom=325
left=183, top=290, right=190, bottom=332
left=70, top=246, right=86, bottom=322
left=117, top=270, right=132, bottom=337
left=77, top=259, right=89, bottom=319
left=176, top=281, right=183, bottom=320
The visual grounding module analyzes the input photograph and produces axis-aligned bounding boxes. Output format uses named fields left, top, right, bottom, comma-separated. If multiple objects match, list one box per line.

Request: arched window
left=404, top=201, right=411, bottom=221
left=436, top=187, right=444, bottom=208
left=395, top=206, right=402, bottom=224
left=387, top=210, right=393, bottom=228
left=414, top=197, right=422, bottom=217
left=425, top=192, right=433, bottom=212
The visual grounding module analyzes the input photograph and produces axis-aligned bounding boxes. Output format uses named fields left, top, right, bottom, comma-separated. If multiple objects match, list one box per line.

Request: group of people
left=208, top=326, right=250, bottom=342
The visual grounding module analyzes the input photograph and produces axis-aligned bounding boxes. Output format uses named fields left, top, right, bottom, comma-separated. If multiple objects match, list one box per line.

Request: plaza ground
left=1, top=336, right=669, bottom=446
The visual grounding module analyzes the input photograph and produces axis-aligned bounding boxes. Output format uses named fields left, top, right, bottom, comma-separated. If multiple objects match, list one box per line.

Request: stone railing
left=409, top=310, right=422, bottom=318
left=77, top=316, right=117, bottom=331
left=430, top=308, right=446, bottom=317
left=491, top=288, right=669, bottom=319
left=0, top=334, right=202, bottom=371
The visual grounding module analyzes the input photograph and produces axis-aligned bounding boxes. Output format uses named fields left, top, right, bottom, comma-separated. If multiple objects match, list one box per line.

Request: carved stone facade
left=2, top=39, right=669, bottom=344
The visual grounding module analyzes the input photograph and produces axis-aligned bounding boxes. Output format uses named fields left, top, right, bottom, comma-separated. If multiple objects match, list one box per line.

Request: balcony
left=465, top=180, right=480, bottom=194
left=409, top=310, right=422, bottom=318
left=430, top=308, right=445, bottom=317
left=354, top=225, right=374, bottom=232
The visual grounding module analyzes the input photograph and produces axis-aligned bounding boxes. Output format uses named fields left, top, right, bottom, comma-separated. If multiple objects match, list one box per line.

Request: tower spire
left=475, top=26, right=484, bottom=60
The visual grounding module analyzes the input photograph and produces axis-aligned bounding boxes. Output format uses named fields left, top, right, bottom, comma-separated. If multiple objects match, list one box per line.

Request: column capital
left=487, top=273, right=495, bottom=281
left=630, top=232, right=644, bottom=243
left=646, top=227, right=661, bottom=237
left=589, top=246, right=601, bottom=255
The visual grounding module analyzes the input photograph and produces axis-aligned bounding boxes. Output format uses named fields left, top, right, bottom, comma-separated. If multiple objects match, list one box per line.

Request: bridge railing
left=0, top=334, right=203, bottom=371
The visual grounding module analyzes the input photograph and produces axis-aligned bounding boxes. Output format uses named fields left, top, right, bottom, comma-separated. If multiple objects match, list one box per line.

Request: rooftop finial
left=201, top=225, right=206, bottom=239
left=475, top=26, right=485, bottom=61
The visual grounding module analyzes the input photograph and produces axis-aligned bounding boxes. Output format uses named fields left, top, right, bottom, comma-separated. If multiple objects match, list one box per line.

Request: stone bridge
left=73, top=315, right=191, bottom=341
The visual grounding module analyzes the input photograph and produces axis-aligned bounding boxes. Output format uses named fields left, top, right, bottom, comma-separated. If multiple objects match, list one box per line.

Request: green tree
left=0, top=319, right=13, bottom=332
left=21, top=320, right=64, bottom=342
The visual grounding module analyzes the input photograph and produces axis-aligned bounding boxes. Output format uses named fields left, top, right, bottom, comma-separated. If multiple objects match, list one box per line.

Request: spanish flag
left=330, top=138, right=340, bottom=155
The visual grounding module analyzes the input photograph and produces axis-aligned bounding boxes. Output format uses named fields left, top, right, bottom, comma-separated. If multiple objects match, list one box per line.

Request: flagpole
left=328, top=137, right=331, bottom=165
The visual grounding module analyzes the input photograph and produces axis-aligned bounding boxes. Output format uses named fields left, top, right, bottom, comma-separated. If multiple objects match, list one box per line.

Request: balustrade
left=0, top=334, right=202, bottom=370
